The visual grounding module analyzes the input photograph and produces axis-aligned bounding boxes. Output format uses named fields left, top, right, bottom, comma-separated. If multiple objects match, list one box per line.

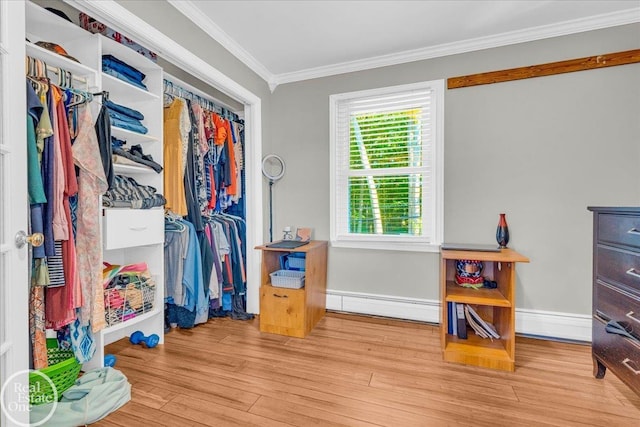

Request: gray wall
left=270, top=24, right=640, bottom=314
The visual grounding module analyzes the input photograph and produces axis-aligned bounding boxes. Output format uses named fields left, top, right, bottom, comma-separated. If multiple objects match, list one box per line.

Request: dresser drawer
left=597, top=246, right=640, bottom=293
left=260, top=285, right=305, bottom=333
left=593, top=318, right=640, bottom=392
left=102, top=208, right=164, bottom=250
left=598, top=214, right=640, bottom=249
left=595, top=281, right=640, bottom=329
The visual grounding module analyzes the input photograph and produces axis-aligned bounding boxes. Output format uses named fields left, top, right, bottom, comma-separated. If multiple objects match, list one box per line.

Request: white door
left=0, top=1, right=29, bottom=426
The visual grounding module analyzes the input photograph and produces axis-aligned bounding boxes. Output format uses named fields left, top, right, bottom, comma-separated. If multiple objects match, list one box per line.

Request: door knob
left=15, top=230, right=44, bottom=249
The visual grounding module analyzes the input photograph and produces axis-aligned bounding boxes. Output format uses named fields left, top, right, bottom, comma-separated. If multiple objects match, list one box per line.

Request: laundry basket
left=103, top=262, right=156, bottom=327
left=29, top=339, right=81, bottom=405
left=104, top=275, right=156, bottom=327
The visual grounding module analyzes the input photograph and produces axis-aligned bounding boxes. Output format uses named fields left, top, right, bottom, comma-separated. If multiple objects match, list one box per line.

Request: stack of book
left=447, top=302, right=500, bottom=341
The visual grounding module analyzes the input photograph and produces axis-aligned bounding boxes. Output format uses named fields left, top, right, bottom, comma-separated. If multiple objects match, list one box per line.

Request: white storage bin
left=269, top=270, right=305, bottom=289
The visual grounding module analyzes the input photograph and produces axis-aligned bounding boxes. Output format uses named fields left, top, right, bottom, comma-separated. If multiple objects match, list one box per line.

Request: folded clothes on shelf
left=104, top=99, right=148, bottom=134
left=104, top=99, right=144, bottom=120
left=111, top=136, right=126, bottom=148
left=102, top=175, right=165, bottom=209
left=112, top=143, right=162, bottom=173
left=109, top=117, right=148, bottom=134
left=107, top=108, right=143, bottom=124
left=103, top=68, right=148, bottom=91
left=112, top=154, right=144, bottom=169
left=102, top=54, right=147, bottom=90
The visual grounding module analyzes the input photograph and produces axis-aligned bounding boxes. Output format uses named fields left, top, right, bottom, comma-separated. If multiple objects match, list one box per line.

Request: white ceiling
left=168, top=0, right=640, bottom=89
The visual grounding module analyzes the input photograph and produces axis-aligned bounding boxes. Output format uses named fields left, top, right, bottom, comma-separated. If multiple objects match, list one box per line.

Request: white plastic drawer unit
left=102, top=208, right=164, bottom=250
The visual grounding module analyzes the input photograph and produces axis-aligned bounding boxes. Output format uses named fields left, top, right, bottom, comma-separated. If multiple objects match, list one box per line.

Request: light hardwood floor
left=95, top=312, right=640, bottom=426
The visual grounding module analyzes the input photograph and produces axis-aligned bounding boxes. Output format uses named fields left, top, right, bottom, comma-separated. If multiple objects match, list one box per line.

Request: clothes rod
left=47, top=66, right=87, bottom=84
left=163, top=72, right=240, bottom=116
left=92, top=90, right=109, bottom=100
left=26, top=57, right=88, bottom=84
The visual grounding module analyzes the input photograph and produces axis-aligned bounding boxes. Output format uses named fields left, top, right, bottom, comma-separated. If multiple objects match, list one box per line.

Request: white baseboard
left=326, top=290, right=440, bottom=323
left=514, top=308, right=591, bottom=342
left=325, top=290, right=592, bottom=342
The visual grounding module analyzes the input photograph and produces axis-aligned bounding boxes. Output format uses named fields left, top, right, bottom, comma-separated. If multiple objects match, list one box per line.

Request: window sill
left=330, top=240, right=441, bottom=253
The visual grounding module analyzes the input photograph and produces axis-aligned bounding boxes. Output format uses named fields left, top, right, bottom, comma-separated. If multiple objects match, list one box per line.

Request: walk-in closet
left=1, top=1, right=262, bottom=423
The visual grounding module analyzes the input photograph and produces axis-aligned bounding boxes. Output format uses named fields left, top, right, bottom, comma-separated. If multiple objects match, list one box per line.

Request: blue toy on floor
left=104, top=354, right=117, bottom=367
left=129, top=331, right=159, bottom=348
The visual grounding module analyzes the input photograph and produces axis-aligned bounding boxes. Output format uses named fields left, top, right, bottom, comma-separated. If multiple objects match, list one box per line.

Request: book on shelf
left=464, top=304, right=500, bottom=340
left=447, top=302, right=453, bottom=335
left=456, top=303, right=467, bottom=339
left=451, top=302, right=457, bottom=336
left=464, top=305, right=489, bottom=339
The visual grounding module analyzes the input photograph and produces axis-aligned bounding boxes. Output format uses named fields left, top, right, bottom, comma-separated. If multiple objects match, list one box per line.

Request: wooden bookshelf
left=440, top=248, right=529, bottom=371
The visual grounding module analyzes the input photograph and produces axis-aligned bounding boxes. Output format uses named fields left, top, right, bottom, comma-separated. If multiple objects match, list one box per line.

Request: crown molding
left=272, top=7, right=640, bottom=87
left=150, top=3, right=639, bottom=91
left=167, top=0, right=275, bottom=86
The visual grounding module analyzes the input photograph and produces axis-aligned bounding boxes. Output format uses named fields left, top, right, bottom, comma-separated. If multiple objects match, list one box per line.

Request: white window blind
left=330, top=80, right=444, bottom=252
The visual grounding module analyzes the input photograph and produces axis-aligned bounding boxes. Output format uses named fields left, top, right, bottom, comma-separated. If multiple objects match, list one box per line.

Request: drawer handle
left=622, top=358, right=640, bottom=375
left=129, top=226, right=148, bottom=231
left=628, top=228, right=640, bottom=236
left=625, top=268, right=640, bottom=279
left=273, top=294, right=288, bottom=298
left=626, top=311, right=640, bottom=324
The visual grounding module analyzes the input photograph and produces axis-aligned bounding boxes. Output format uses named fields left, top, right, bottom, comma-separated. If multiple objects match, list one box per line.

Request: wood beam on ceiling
left=448, top=49, right=640, bottom=89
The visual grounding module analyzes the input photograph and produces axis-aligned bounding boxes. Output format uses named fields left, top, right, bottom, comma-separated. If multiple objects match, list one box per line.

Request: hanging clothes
left=46, top=85, right=80, bottom=329
left=95, top=104, right=115, bottom=190
left=72, top=105, right=109, bottom=332
left=26, top=81, right=47, bottom=205
left=206, top=213, right=250, bottom=320
left=203, top=224, right=222, bottom=300
left=230, top=121, right=243, bottom=204
left=40, top=83, right=56, bottom=257
left=163, top=79, right=252, bottom=326
left=211, top=113, right=238, bottom=198
left=51, top=86, right=69, bottom=241
left=164, top=220, right=189, bottom=306
left=184, top=100, right=203, bottom=232
left=164, top=218, right=208, bottom=328
left=26, top=52, right=110, bottom=369
left=191, top=102, right=209, bottom=214
left=198, top=231, right=214, bottom=309
left=26, top=80, right=48, bottom=370
left=203, top=111, right=217, bottom=210
left=163, top=98, right=188, bottom=216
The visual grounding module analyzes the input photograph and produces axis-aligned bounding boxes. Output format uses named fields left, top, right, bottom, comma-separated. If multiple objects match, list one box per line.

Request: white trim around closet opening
left=64, top=0, right=263, bottom=314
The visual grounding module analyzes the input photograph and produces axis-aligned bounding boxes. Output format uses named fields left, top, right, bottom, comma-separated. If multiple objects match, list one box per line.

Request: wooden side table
left=255, top=241, right=328, bottom=338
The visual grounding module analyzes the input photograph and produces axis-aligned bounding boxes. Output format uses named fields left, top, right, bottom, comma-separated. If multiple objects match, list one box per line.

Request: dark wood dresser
left=588, top=207, right=640, bottom=396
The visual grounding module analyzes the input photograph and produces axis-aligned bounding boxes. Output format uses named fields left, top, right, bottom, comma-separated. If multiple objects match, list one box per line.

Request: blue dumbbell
left=104, top=354, right=117, bottom=367
left=129, top=331, right=159, bottom=348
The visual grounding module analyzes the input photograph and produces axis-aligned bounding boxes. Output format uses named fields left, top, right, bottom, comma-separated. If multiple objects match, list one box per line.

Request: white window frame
left=329, top=80, right=444, bottom=252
